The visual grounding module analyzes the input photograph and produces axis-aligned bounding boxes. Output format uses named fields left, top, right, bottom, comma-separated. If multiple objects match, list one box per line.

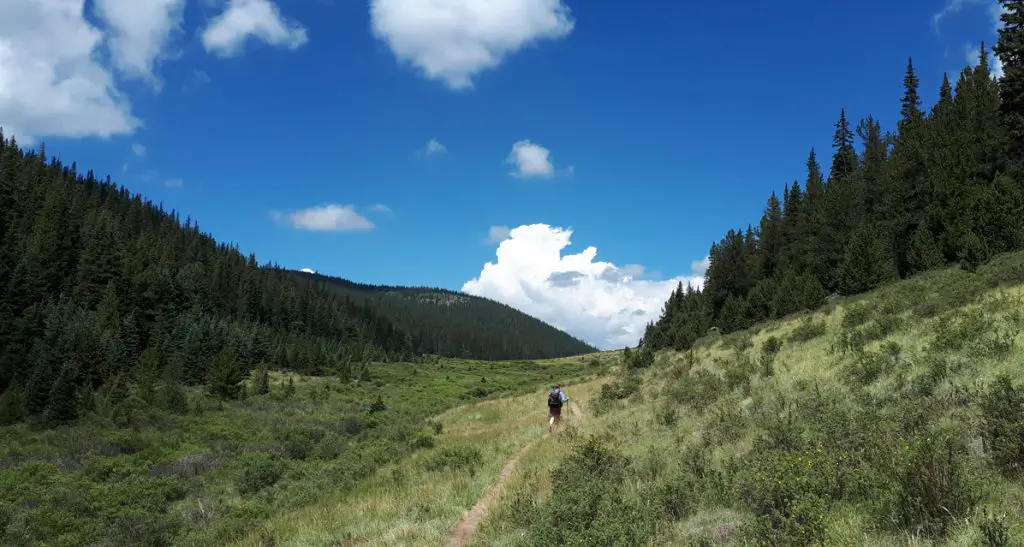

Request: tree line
left=643, top=4, right=1024, bottom=352
left=302, top=272, right=596, bottom=360
left=0, top=134, right=591, bottom=427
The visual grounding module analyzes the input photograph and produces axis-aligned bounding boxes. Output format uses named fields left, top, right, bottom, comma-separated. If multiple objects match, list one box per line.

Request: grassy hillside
left=295, top=271, right=597, bottom=360
left=262, top=252, right=1024, bottom=546
left=0, top=354, right=606, bottom=546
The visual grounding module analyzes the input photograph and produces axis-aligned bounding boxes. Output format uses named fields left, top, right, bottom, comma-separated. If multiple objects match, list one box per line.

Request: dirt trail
left=443, top=437, right=538, bottom=547
left=444, top=400, right=586, bottom=546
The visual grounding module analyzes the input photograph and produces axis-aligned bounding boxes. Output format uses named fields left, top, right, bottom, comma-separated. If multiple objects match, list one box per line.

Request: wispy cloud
left=165, top=177, right=183, bottom=188
left=368, top=204, right=393, bottom=214
left=132, top=143, right=146, bottom=157
left=422, top=138, right=447, bottom=156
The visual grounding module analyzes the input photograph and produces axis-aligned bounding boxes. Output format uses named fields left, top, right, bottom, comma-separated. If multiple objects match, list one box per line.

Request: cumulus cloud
left=202, top=0, right=308, bottom=58
left=92, top=0, right=186, bottom=86
left=132, top=143, right=147, bottom=156
left=485, top=225, right=511, bottom=244
left=462, top=224, right=706, bottom=349
left=299, top=267, right=316, bottom=274
left=165, top=177, right=184, bottom=188
left=0, top=0, right=140, bottom=143
left=272, top=204, right=375, bottom=232
left=370, top=0, right=575, bottom=89
left=422, top=138, right=447, bottom=156
left=506, top=139, right=566, bottom=178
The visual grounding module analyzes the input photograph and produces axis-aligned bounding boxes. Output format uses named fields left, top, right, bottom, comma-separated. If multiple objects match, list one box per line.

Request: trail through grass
left=235, top=377, right=605, bottom=546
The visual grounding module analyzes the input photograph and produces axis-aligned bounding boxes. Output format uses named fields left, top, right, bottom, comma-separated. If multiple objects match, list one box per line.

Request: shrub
left=237, top=454, right=285, bottom=495
left=843, top=350, right=888, bottom=387
left=409, top=430, right=435, bottom=450
left=668, top=369, right=725, bottom=411
left=978, top=509, right=1011, bottom=547
left=281, top=427, right=326, bottom=460
left=735, top=448, right=836, bottom=546
left=890, top=431, right=980, bottom=538
left=842, top=302, right=872, bottom=329
left=979, top=375, right=1024, bottom=475
left=424, top=446, right=482, bottom=476
left=759, top=336, right=782, bottom=377
left=526, top=436, right=656, bottom=545
left=788, top=318, right=827, bottom=343
left=656, top=402, right=678, bottom=427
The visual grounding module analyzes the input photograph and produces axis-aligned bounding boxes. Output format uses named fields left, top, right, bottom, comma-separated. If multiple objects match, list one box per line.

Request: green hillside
left=260, top=253, right=1024, bottom=546
left=295, top=271, right=596, bottom=360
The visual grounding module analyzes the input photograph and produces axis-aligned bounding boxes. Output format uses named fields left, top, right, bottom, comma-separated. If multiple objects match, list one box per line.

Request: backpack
left=548, top=390, right=563, bottom=408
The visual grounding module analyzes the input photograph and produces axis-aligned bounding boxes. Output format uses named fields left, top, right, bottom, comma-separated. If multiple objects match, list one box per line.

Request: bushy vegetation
left=0, top=356, right=598, bottom=545
left=478, top=255, right=1024, bottom=546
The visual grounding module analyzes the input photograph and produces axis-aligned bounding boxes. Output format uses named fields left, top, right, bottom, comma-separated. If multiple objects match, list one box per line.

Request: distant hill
left=292, top=271, right=597, bottom=360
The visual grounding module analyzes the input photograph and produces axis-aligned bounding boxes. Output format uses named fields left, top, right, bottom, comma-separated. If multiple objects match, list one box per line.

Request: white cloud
left=92, top=0, right=186, bottom=86
left=0, top=0, right=140, bottom=143
left=132, top=143, right=147, bottom=156
left=506, top=139, right=562, bottom=178
left=202, top=0, right=308, bottom=58
left=121, top=163, right=129, bottom=172
left=368, top=204, right=393, bottom=214
left=933, top=0, right=977, bottom=31
left=423, top=138, right=447, bottom=156
left=299, top=267, right=316, bottom=274
left=272, top=204, right=375, bottom=232
left=370, top=0, right=575, bottom=89
left=462, top=224, right=706, bottom=349
left=485, top=225, right=511, bottom=244
left=165, top=177, right=183, bottom=188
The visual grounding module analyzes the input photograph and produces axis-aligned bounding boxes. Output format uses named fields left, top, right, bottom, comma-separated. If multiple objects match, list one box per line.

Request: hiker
left=547, top=384, right=569, bottom=433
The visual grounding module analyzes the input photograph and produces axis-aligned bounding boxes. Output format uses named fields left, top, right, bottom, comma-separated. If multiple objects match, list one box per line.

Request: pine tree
left=134, top=347, right=162, bottom=400
left=994, top=0, right=1024, bottom=163
left=905, top=224, right=944, bottom=274
left=898, top=58, right=924, bottom=137
left=0, top=382, right=25, bottom=425
left=836, top=224, right=899, bottom=295
left=251, top=363, right=270, bottom=395
left=830, top=109, right=857, bottom=180
left=206, top=347, right=243, bottom=401
left=758, top=192, right=784, bottom=279
left=44, top=360, right=80, bottom=425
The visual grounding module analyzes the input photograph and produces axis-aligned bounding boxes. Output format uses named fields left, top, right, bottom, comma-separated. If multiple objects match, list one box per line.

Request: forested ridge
left=643, top=20, right=1024, bottom=352
left=295, top=272, right=595, bottom=360
left=0, top=132, right=592, bottom=427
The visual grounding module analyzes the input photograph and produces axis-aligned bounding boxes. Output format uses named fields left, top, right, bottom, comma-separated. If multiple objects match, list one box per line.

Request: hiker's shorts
left=549, top=406, right=562, bottom=420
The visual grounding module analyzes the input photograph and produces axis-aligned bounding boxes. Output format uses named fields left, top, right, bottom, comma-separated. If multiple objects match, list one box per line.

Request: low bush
left=236, top=454, right=285, bottom=496
left=979, top=375, right=1024, bottom=475
left=424, top=445, right=483, bottom=477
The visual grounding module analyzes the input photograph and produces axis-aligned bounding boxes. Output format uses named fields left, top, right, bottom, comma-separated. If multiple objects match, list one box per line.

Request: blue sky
left=0, top=0, right=1005, bottom=348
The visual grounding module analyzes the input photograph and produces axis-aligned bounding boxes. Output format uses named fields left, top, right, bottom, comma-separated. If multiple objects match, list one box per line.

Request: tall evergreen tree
left=994, top=0, right=1024, bottom=164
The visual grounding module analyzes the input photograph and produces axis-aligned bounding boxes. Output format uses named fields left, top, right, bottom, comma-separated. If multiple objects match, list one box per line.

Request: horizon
left=0, top=0, right=1004, bottom=349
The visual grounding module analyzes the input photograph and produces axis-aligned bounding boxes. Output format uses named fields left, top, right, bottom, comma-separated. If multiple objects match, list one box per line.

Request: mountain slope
left=295, top=271, right=597, bottom=360
left=0, top=134, right=591, bottom=429
left=257, top=253, right=1024, bottom=546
